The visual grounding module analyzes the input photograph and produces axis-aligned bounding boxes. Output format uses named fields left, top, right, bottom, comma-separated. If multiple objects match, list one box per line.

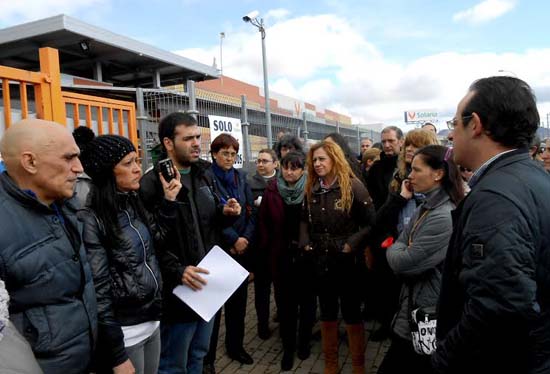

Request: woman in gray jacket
left=378, top=145, right=464, bottom=373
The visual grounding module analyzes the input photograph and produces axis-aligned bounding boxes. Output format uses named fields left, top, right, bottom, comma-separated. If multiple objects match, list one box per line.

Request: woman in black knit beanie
left=78, top=134, right=182, bottom=374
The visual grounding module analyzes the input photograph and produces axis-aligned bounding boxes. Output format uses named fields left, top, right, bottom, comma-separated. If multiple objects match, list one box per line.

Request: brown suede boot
left=346, top=323, right=366, bottom=374
left=321, top=321, right=339, bottom=374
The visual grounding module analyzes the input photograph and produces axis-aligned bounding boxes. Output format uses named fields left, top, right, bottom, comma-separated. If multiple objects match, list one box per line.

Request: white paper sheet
left=172, top=245, right=249, bottom=322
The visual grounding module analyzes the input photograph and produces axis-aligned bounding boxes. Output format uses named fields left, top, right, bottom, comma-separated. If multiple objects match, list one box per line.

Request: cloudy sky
left=2, top=0, right=549, bottom=130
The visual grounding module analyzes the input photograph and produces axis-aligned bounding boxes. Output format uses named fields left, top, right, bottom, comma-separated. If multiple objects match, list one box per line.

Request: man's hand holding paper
left=182, top=266, right=210, bottom=291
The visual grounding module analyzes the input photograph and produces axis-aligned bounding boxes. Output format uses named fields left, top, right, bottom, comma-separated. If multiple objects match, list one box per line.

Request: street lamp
left=219, top=32, right=225, bottom=85
left=243, top=10, right=273, bottom=148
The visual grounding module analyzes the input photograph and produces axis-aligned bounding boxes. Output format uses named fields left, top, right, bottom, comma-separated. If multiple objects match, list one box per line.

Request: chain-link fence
left=136, top=84, right=381, bottom=171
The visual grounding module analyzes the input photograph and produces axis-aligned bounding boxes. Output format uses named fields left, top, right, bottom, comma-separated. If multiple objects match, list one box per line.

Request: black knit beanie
left=79, top=134, right=136, bottom=184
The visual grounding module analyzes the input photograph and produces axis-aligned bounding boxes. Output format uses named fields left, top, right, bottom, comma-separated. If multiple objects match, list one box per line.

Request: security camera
left=243, top=10, right=259, bottom=22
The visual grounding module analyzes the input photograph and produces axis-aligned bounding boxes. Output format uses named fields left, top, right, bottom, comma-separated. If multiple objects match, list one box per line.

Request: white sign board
left=208, top=115, right=244, bottom=168
left=404, top=110, right=438, bottom=123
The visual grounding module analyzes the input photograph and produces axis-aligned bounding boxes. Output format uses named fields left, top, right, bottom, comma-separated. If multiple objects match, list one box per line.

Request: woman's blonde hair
left=390, top=129, right=439, bottom=192
left=305, top=140, right=355, bottom=212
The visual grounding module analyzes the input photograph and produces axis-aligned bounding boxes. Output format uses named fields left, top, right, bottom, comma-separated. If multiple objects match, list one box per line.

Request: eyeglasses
left=447, top=115, right=473, bottom=130
left=219, top=151, right=237, bottom=159
left=255, top=159, right=273, bottom=165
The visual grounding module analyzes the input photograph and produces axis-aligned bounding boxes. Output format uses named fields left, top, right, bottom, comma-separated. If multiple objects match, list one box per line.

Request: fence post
left=136, top=88, right=150, bottom=172
left=356, top=125, right=361, bottom=154
left=38, top=47, right=66, bottom=124
left=186, top=80, right=198, bottom=118
left=241, top=95, right=252, bottom=170
left=302, top=112, right=309, bottom=146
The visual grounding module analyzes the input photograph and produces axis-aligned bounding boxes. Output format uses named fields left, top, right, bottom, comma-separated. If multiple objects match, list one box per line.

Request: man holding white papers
left=140, top=112, right=241, bottom=374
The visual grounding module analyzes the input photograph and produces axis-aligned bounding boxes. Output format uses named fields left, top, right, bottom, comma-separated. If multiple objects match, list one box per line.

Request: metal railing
left=137, top=85, right=379, bottom=171
left=0, top=48, right=138, bottom=149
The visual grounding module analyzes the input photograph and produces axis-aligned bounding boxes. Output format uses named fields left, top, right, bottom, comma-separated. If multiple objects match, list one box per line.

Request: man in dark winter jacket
left=139, top=112, right=241, bottom=374
left=0, top=119, right=98, bottom=373
left=433, top=76, right=550, bottom=373
left=366, top=126, right=403, bottom=210
left=364, top=125, right=404, bottom=341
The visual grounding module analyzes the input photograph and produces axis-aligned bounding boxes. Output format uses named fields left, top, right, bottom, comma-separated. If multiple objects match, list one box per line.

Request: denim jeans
left=158, top=319, right=215, bottom=374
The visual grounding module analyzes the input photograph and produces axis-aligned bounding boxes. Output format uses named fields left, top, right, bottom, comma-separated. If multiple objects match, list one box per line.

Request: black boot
left=297, top=343, right=311, bottom=360
left=281, top=350, right=295, bottom=371
left=258, top=323, right=271, bottom=340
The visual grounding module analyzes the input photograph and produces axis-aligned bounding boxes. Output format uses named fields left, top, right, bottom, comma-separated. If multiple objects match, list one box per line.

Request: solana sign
left=404, top=110, right=438, bottom=123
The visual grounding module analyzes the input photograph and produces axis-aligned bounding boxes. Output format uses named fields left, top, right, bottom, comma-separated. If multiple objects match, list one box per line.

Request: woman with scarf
left=257, top=151, right=316, bottom=371
left=300, top=140, right=375, bottom=374
left=378, top=145, right=464, bottom=373
left=248, top=148, right=279, bottom=340
left=204, top=134, right=256, bottom=366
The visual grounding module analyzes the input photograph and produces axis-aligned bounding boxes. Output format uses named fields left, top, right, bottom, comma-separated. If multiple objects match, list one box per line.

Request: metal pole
left=186, top=79, right=199, bottom=118
left=153, top=69, right=161, bottom=88
left=259, top=21, right=272, bottom=148
left=356, top=125, right=361, bottom=154
left=241, top=95, right=252, bottom=169
left=336, top=121, right=340, bottom=134
left=220, top=32, right=225, bottom=84
left=302, top=112, right=309, bottom=145
left=136, top=87, right=150, bottom=172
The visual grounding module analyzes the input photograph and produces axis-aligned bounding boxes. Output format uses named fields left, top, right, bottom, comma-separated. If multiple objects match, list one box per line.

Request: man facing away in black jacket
left=0, top=119, right=97, bottom=373
left=139, top=112, right=241, bottom=374
left=365, top=125, right=404, bottom=341
left=433, top=76, right=550, bottom=373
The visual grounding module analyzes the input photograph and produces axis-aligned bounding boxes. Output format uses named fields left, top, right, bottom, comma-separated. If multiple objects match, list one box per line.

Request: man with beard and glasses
left=139, top=112, right=241, bottom=374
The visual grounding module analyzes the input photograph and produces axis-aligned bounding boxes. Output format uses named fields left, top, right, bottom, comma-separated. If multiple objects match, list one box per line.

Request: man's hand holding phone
left=159, top=158, right=182, bottom=201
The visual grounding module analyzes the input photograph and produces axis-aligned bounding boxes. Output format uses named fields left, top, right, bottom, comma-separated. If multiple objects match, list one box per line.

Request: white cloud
left=176, top=11, right=550, bottom=129
left=453, top=0, right=516, bottom=25
left=0, top=0, right=108, bottom=24
left=265, top=8, right=291, bottom=22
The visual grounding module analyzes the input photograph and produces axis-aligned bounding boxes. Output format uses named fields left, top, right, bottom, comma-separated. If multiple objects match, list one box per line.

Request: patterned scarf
left=277, top=172, right=306, bottom=205
left=211, top=162, right=240, bottom=200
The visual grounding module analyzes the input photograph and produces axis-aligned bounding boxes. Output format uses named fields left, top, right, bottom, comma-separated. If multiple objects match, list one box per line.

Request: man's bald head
left=0, top=119, right=83, bottom=205
left=1, top=119, right=69, bottom=167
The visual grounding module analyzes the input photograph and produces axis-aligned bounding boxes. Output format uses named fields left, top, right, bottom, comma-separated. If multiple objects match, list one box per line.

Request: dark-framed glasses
left=447, top=115, right=473, bottom=130
left=220, top=151, right=237, bottom=159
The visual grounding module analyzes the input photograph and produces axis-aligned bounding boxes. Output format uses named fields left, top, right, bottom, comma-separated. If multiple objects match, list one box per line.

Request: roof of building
left=0, top=14, right=218, bottom=86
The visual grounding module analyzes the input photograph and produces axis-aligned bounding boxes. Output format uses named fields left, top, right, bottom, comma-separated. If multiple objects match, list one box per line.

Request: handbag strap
left=407, top=208, right=430, bottom=328
left=407, top=282, right=417, bottom=329
left=407, top=208, right=429, bottom=246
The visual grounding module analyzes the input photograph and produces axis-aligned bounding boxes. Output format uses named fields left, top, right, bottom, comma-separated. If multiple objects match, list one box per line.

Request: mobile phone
left=159, top=158, right=175, bottom=181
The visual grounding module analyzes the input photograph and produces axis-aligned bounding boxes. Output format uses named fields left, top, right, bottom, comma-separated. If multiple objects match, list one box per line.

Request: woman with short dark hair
left=276, top=135, right=304, bottom=159
left=257, top=151, right=315, bottom=370
left=205, top=133, right=256, bottom=366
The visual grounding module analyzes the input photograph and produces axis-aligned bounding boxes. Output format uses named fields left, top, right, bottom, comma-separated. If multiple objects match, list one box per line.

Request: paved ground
left=210, top=282, right=391, bottom=373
